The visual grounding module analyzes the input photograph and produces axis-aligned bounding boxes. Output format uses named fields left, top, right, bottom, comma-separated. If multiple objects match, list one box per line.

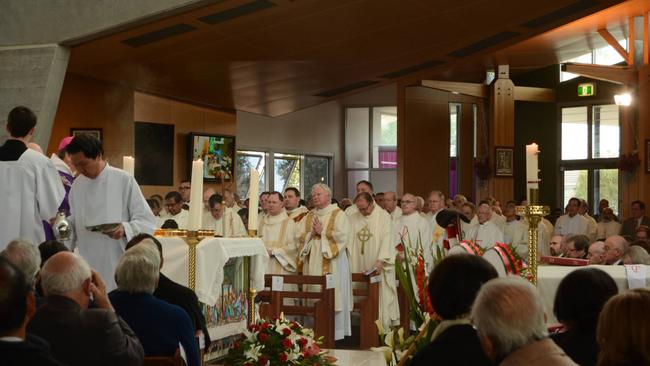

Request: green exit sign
left=578, top=83, right=595, bottom=97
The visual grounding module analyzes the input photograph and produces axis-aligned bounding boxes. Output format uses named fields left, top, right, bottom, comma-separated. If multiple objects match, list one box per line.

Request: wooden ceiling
left=68, top=0, right=630, bottom=116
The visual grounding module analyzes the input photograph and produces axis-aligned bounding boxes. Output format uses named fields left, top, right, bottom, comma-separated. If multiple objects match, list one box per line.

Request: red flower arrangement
left=224, top=315, right=335, bottom=366
left=619, top=152, right=641, bottom=173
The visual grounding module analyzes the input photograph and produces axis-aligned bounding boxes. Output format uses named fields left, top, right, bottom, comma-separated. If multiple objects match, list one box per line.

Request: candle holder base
left=248, top=229, right=258, bottom=237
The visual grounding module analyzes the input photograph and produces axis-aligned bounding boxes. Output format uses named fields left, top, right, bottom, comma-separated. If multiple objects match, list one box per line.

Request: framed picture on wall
left=70, top=128, right=103, bottom=143
left=495, top=146, right=514, bottom=177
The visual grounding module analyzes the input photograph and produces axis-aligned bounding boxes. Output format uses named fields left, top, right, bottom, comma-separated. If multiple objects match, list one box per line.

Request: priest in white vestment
left=284, top=187, right=309, bottom=222
left=460, top=202, right=478, bottom=240
left=467, top=203, right=504, bottom=249
left=394, top=193, right=432, bottom=296
left=66, top=135, right=156, bottom=290
left=160, top=191, right=189, bottom=229
left=205, top=193, right=247, bottom=237
left=297, top=183, right=352, bottom=340
left=201, top=187, right=216, bottom=227
left=578, top=200, right=599, bottom=242
left=597, top=208, right=622, bottom=240
left=0, top=106, right=65, bottom=249
left=384, top=192, right=402, bottom=221
left=555, top=198, right=591, bottom=238
left=348, top=192, right=400, bottom=330
left=426, top=191, right=446, bottom=254
left=258, top=192, right=298, bottom=274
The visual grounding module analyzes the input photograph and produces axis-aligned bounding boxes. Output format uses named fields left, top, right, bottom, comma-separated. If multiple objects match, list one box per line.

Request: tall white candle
left=122, top=156, right=135, bottom=176
left=525, top=143, right=539, bottom=203
left=187, top=159, right=204, bottom=231
left=248, top=169, right=260, bottom=231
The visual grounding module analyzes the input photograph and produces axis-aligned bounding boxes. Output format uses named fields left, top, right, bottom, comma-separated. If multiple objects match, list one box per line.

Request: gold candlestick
left=248, top=288, right=257, bottom=325
left=516, top=188, right=549, bottom=286
left=248, top=229, right=258, bottom=237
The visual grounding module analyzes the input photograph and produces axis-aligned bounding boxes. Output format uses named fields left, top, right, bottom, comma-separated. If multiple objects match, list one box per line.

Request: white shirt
left=160, top=209, right=189, bottom=229
left=0, top=147, right=64, bottom=249
left=69, top=163, right=156, bottom=290
left=554, top=214, right=591, bottom=238
left=468, top=220, right=504, bottom=249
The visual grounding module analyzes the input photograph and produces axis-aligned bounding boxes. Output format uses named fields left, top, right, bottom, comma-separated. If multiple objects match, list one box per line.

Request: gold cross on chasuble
left=357, top=225, right=372, bottom=255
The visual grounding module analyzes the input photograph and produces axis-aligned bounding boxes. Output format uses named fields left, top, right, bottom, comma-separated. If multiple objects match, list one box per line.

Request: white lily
left=384, top=330, right=395, bottom=348
left=397, top=327, right=405, bottom=347
left=370, top=346, right=394, bottom=365
left=375, top=318, right=385, bottom=336
left=243, top=344, right=262, bottom=361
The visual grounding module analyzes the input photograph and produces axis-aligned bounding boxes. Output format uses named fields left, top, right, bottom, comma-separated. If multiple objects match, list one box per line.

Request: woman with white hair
left=108, top=240, right=200, bottom=366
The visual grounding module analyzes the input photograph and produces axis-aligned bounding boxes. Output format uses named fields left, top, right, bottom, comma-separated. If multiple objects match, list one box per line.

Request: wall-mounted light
left=614, top=93, right=632, bottom=106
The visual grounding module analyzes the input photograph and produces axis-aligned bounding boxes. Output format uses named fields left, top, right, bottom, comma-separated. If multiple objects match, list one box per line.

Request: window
left=560, top=38, right=627, bottom=82
left=236, top=150, right=331, bottom=199
left=560, top=104, right=620, bottom=215
left=346, top=106, right=397, bottom=197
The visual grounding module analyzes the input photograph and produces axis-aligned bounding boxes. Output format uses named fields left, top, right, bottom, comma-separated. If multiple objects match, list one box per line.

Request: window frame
left=557, top=100, right=621, bottom=214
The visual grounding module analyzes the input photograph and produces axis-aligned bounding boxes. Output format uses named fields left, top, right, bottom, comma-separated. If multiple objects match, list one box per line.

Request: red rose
left=282, top=328, right=292, bottom=336
left=290, top=321, right=298, bottom=329
left=260, top=322, right=271, bottom=330
left=258, top=333, right=269, bottom=342
left=258, top=356, right=268, bottom=365
left=297, top=338, right=308, bottom=347
left=279, top=353, right=288, bottom=362
left=282, top=338, right=293, bottom=348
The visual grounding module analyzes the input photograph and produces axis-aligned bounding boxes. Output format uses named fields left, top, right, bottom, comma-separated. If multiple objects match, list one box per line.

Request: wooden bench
left=351, top=273, right=380, bottom=349
left=258, top=274, right=335, bottom=348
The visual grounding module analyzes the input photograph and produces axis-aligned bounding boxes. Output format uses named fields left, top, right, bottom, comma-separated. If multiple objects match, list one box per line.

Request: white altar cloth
left=158, top=237, right=269, bottom=306
left=538, top=265, right=650, bottom=323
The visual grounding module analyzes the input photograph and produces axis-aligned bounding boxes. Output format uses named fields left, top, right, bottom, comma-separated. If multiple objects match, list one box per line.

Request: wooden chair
left=351, top=273, right=380, bottom=349
left=258, top=274, right=335, bottom=348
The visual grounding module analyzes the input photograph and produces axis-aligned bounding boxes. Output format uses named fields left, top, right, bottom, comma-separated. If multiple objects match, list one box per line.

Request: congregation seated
left=409, top=254, right=497, bottom=366
left=634, top=225, right=649, bottom=242
left=109, top=241, right=200, bottom=366
left=472, top=277, right=577, bottom=366
left=550, top=234, right=565, bottom=257
left=596, top=207, right=620, bottom=240
left=28, top=252, right=144, bottom=366
left=564, top=234, right=589, bottom=259
left=587, top=241, right=606, bottom=265
left=597, top=288, right=650, bottom=365
left=629, top=238, right=650, bottom=253
left=550, top=268, right=618, bottom=366
left=602, top=235, right=629, bottom=265
left=0, top=257, right=65, bottom=366
left=620, top=200, right=650, bottom=240
left=622, top=245, right=650, bottom=265
left=0, top=239, right=40, bottom=288
left=126, top=233, right=210, bottom=346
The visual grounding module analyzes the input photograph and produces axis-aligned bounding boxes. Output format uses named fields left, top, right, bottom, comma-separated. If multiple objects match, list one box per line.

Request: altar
left=538, top=264, right=650, bottom=323
left=157, top=236, right=269, bottom=359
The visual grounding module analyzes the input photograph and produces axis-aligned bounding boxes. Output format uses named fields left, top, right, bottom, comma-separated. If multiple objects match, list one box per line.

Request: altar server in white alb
left=297, top=183, right=352, bottom=340
left=66, top=134, right=156, bottom=290
left=0, top=106, right=65, bottom=249
left=258, top=191, right=298, bottom=274
left=348, top=192, right=400, bottom=330
left=206, top=193, right=247, bottom=237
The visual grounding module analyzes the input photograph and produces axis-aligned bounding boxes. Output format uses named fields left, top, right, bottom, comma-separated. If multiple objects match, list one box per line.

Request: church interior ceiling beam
left=562, top=62, right=636, bottom=85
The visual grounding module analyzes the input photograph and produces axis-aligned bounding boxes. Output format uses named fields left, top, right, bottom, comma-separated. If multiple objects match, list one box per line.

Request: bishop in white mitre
left=258, top=192, right=298, bottom=274
left=297, top=183, right=352, bottom=340
left=467, top=202, right=504, bottom=249
left=66, top=135, right=156, bottom=290
left=348, top=192, right=400, bottom=330
left=204, top=193, right=247, bottom=237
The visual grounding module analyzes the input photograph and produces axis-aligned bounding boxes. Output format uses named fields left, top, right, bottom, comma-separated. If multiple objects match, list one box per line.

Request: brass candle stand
left=247, top=228, right=258, bottom=325
left=515, top=188, right=549, bottom=286
left=155, top=229, right=213, bottom=291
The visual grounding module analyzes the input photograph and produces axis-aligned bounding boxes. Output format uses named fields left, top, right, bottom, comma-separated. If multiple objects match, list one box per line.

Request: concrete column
left=0, top=44, right=69, bottom=149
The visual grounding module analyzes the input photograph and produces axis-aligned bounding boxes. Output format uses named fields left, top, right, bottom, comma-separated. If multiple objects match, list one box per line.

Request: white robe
left=297, top=204, right=352, bottom=340
left=394, top=212, right=432, bottom=297
left=287, top=206, right=309, bottom=221
left=388, top=206, right=402, bottom=221
left=258, top=210, right=298, bottom=274
left=467, top=220, right=504, bottom=249
left=0, top=148, right=64, bottom=249
left=160, top=209, right=189, bottom=229
left=348, top=207, right=400, bottom=329
left=554, top=214, right=591, bottom=238
left=583, top=214, right=598, bottom=242
left=204, top=207, right=247, bottom=237
left=508, top=219, right=550, bottom=260
left=597, top=221, right=622, bottom=240
left=68, top=164, right=156, bottom=290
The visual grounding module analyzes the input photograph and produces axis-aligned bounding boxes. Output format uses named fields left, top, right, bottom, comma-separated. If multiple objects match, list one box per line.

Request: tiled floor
left=325, top=349, right=386, bottom=366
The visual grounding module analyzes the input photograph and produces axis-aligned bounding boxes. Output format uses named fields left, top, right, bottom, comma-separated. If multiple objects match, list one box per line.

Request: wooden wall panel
left=460, top=103, right=475, bottom=200
left=402, top=86, right=451, bottom=198
left=49, top=73, right=236, bottom=199
left=489, top=78, right=515, bottom=202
